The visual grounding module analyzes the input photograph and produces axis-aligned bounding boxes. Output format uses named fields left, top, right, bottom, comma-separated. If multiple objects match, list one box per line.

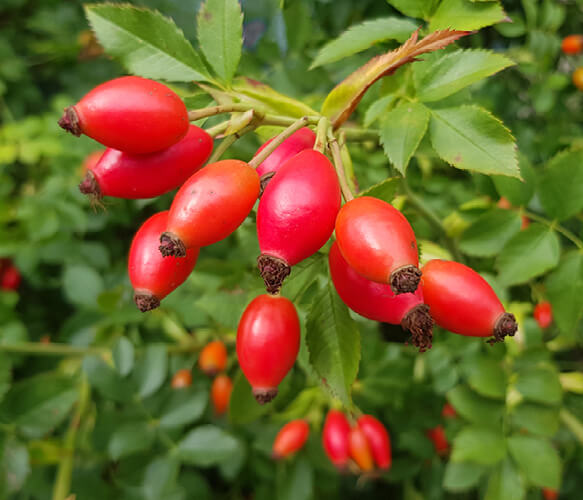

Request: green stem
left=327, top=130, right=355, bottom=202
left=401, top=178, right=464, bottom=263
left=338, top=131, right=359, bottom=194
left=52, top=377, right=91, bottom=500
left=560, top=408, right=583, bottom=446
left=522, top=209, right=583, bottom=250
left=187, top=103, right=252, bottom=121
left=340, top=127, right=380, bottom=142
left=205, top=121, right=230, bottom=138
left=206, top=124, right=257, bottom=164
left=313, top=117, right=329, bottom=154
left=248, top=116, right=310, bottom=168
left=260, top=114, right=320, bottom=127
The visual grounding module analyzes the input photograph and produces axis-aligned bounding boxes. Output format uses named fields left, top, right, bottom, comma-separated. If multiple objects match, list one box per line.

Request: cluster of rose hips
left=561, top=35, right=583, bottom=90
left=60, top=75, right=518, bottom=406
left=170, top=340, right=233, bottom=416
left=0, top=258, right=21, bottom=292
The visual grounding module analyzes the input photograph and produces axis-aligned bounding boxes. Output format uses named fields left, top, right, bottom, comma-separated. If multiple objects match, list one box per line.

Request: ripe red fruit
left=79, top=125, right=212, bottom=200
left=329, top=241, right=433, bottom=351
left=128, top=211, right=198, bottom=311
left=236, top=294, right=300, bottom=404
left=272, top=420, right=310, bottom=459
left=160, top=160, right=260, bottom=257
left=171, top=369, right=192, bottom=389
left=421, top=259, right=517, bottom=343
left=211, top=374, right=233, bottom=415
left=335, top=196, right=420, bottom=294
left=542, top=488, right=559, bottom=500
left=58, top=76, right=189, bottom=154
left=198, top=340, right=228, bottom=376
left=349, top=426, right=374, bottom=472
left=357, top=415, right=391, bottom=470
left=441, top=403, right=457, bottom=419
left=257, top=150, right=341, bottom=293
left=427, top=425, right=449, bottom=455
left=1, top=265, right=21, bottom=291
left=253, top=127, right=316, bottom=178
left=573, top=67, right=583, bottom=91
left=562, top=35, right=583, bottom=55
left=322, top=410, right=351, bottom=469
left=534, top=301, right=553, bottom=329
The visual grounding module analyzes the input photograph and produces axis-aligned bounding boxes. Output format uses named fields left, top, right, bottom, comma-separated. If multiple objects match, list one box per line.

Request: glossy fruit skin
left=161, top=160, right=260, bottom=255
left=79, top=125, right=212, bottom=199
left=272, top=420, right=310, bottom=459
left=1, top=265, right=21, bottom=291
left=199, top=340, right=228, bottom=376
left=562, top=35, right=583, bottom=54
left=335, top=196, right=419, bottom=293
left=171, top=369, right=192, bottom=389
left=128, top=211, right=198, bottom=311
left=322, top=410, right=351, bottom=468
left=421, top=259, right=514, bottom=339
left=357, top=415, right=391, bottom=470
left=427, top=425, right=449, bottom=455
left=573, top=67, right=583, bottom=91
left=254, top=128, right=316, bottom=177
left=349, top=426, right=374, bottom=472
left=211, top=374, right=233, bottom=416
left=59, top=76, right=189, bottom=154
left=236, top=294, right=300, bottom=404
left=329, top=242, right=423, bottom=323
left=534, top=301, right=553, bottom=329
left=542, top=488, right=559, bottom=500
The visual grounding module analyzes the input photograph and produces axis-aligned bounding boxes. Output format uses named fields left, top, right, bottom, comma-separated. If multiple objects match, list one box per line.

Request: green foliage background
left=0, top=0, right=582, bottom=499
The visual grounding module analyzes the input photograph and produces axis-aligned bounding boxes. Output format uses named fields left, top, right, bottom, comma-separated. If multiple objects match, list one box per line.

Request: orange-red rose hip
left=272, top=420, right=310, bottom=459
left=198, top=340, right=228, bottom=376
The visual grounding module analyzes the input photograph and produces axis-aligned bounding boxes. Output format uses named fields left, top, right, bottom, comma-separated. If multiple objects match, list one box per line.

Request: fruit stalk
left=327, top=129, right=354, bottom=202
left=187, top=103, right=253, bottom=121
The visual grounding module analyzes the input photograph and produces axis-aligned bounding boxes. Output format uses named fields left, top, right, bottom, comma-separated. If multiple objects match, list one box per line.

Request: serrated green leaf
left=451, top=425, right=506, bottom=465
left=386, top=0, right=438, bottom=19
left=108, top=421, right=155, bottom=460
left=134, top=344, right=167, bottom=398
left=358, top=177, right=400, bottom=202
left=197, top=0, right=243, bottom=84
left=228, top=371, right=270, bottom=425
left=380, top=102, right=429, bottom=175
left=459, top=209, right=522, bottom=257
left=306, top=280, right=360, bottom=407
left=447, top=385, right=504, bottom=425
left=310, top=17, right=417, bottom=69
left=467, top=358, right=507, bottom=399
left=507, top=435, right=561, bottom=489
left=493, top=153, right=535, bottom=206
left=85, top=4, right=210, bottom=82
left=496, top=224, right=560, bottom=286
left=484, top=459, right=525, bottom=500
left=538, top=149, right=583, bottom=221
left=546, top=252, right=583, bottom=339
left=178, top=425, right=241, bottom=466
left=443, top=461, right=487, bottom=492
left=364, top=95, right=396, bottom=127
left=515, top=366, right=562, bottom=406
left=430, top=0, right=506, bottom=31
left=512, top=403, right=560, bottom=437
left=415, top=49, right=514, bottom=102
left=429, top=105, right=519, bottom=177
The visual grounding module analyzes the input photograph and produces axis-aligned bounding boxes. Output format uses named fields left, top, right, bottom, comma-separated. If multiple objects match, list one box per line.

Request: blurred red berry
left=534, top=301, right=553, bottom=329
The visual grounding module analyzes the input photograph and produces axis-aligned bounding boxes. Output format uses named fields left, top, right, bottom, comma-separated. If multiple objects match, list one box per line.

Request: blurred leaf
left=85, top=4, right=211, bottom=82
left=380, top=102, right=429, bottom=175
left=386, top=0, right=437, bottom=19
left=496, top=224, right=560, bottom=286
left=447, top=385, right=504, bottom=425
left=466, top=358, right=507, bottom=399
left=62, top=264, right=105, bottom=307
left=0, top=436, right=30, bottom=494
left=197, top=0, right=243, bottom=84
left=429, top=105, right=519, bottom=177
left=493, top=153, right=536, bottom=206
left=443, top=461, right=487, bottom=492
left=310, top=17, right=417, bottom=68
left=358, top=177, right=400, bottom=202
left=112, top=337, right=134, bottom=377
left=546, top=252, right=583, bottom=339
left=108, top=421, right=155, bottom=460
left=459, top=209, right=522, bottom=257
left=228, top=371, right=270, bottom=425
left=178, top=425, right=241, bottom=466
left=0, top=354, right=11, bottom=405
left=515, top=366, right=562, bottom=406
left=451, top=425, right=506, bottom=465
left=83, top=355, right=135, bottom=402
left=134, top=344, right=167, bottom=398
left=511, top=403, right=559, bottom=437
left=415, top=49, right=513, bottom=102
left=507, top=434, right=561, bottom=489
left=430, top=0, right=506, bottom=30
left=484, top=459, right=525, bottom=500
left=306, top=280, right=360, bottom=407
left=159, top=388, right=208, bottom=429
left=277, top=456, right=313, bottom=500
left=0, top=375, right=77, bottom=438
left=538, top=149, right=583, bottom=221
left=142, top=457, right=180, bottom=500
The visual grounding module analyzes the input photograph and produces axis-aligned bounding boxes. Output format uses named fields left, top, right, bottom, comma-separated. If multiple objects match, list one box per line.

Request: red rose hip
left=322, top=410, right=351, bottom=469
left=211, top=374, right=233, bottom=416
left=357, top=415, right=391, bottom=470
left=329, top=242, right=433, bottom=351
left=257, top=149, right=341, bottom=293
left=272, top=420, right=310, bottom=459
left=79, top=125, right=213, bottom=200
left=349, top=426, right=374, bottom=472
left=335, top=196, right=420, bottom=294
left=59, top=76, right=189, bottom=154
left=534, top=301, right=553, bottom=329
left=1, top=265, right=21, bottom=291
left=421, top=259, right=517, bottom=343
left=198, top=340, right=228, bottom=376
left=128, top=211, right=198, bottom=311
left=160, top=160, right=260, bottom=257
left=236, top=294, right=300, bottom=404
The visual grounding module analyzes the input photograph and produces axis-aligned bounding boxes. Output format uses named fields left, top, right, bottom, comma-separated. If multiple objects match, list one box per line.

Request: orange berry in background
left=272, top=420, right=310, bottom=459
left=198, top=340, right=227, bottom=376
left=211, top=374, right=233, bottom=416
left=81, top=150, right=104, bottom=174
left=573, top=67, right=583, bottom=91
left=534, top=301, right=553, bottom=329
left=496, top=196, right=512, bottom=210
left=171, top=369, right=192, bottom=389
left=441, top=403, right=457, bottom=419
left=561, top=35, right=583, bottom=55
left=542, top=487, right=559, bottom=500
left=348, top=426, right=374, bottom=472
